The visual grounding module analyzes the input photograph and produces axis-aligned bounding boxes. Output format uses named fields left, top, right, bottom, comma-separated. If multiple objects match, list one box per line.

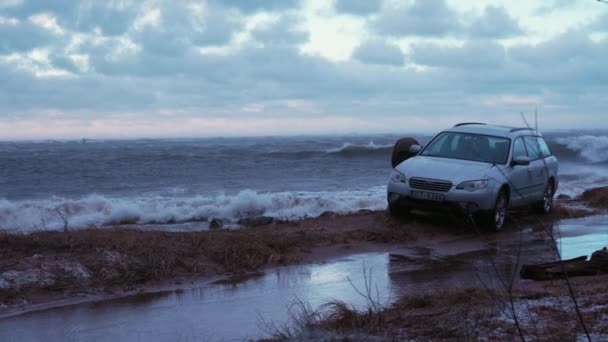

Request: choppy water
left=1, top=132, right=607, bottom=231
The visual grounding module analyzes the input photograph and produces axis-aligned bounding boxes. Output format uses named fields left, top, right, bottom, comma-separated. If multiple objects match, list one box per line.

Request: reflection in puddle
left=556, top=215, right=608, bottom=260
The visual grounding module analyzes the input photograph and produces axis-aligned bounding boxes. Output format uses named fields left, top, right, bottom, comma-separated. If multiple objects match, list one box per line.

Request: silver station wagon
left=387, top=123, right=559, bottom=231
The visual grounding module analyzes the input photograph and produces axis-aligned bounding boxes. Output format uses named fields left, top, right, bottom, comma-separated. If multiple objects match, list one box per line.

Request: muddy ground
left=264, top=274, right=608, bottom=341
left=0, top=188, right=607, bottom=339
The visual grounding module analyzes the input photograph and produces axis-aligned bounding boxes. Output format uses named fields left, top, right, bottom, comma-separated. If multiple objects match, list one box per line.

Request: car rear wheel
left=537, top=181, right=555, bottom=215
left=478, top=190, right=508, bottom=232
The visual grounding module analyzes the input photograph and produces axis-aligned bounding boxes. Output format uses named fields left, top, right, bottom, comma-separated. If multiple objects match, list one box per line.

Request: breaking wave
left=265, top=141, right=394, bottom=159
left=553, top=135, right=608, bottom=164
left=324, top=142, right=393, bottom=155
left=0, top=187, right=387, bottom=232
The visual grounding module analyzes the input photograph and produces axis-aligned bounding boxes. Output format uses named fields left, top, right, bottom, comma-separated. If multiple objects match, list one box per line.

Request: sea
left=1, top=131, right=607, bottom=231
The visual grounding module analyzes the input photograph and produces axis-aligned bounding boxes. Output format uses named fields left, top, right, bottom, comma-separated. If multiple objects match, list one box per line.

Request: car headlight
left=457, top=179, right=488, bottom=192
left=390, top=170, right=407, bottom=183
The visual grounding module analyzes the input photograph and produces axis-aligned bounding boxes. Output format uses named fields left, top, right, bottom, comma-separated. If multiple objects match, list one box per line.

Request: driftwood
left=521, top=248, right=608, bottom=281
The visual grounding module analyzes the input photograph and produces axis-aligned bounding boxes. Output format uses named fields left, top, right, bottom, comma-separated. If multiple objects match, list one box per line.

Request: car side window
left=537, top=137, right=552, bottom=158
left=524, top=137, right=543, bottom=160
left=512, top=137, right=528, bottom=159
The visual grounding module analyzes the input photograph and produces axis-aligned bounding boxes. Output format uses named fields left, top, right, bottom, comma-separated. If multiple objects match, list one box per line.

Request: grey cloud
left=49, top=54, right=79, bottom=73
left=75, top=3, right=136, bottom=36
left=469, top=6, right=523, bottom=38
left=410, top=41, right=507, bottom=69
left=510, top=30, right=601, bottom=66
left=335, top=0, right=382, bottom=15
left=508, top=30, right=608, bottom=88
left=251, top=15, right=308, bottom=46
left=1, top=0, right=135, bottom=36
left=0, top=20, right=54, bottom=52
left=1, top=0, right=75, bottom=19
left=212, top=0, right=300, bottom=13
left=351, top=39, right=404, bottom=66
left=535, top=0, right=578, bottom=15
left=132, top=4, right=242, bottom=57
left=592, top=12, right=608, bottom=31
left=372, top=0, right=462, bottom=37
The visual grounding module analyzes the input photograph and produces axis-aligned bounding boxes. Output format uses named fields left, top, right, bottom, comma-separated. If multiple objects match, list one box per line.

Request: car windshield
left=420, top=132, right=510, bottom=164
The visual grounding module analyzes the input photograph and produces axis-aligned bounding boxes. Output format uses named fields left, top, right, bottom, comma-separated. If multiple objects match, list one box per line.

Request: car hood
left=396, top=156, right=495, bottom=185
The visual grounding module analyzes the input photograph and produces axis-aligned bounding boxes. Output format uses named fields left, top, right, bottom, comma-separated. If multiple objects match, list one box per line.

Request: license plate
left=411, top=190, right=444, bottom=202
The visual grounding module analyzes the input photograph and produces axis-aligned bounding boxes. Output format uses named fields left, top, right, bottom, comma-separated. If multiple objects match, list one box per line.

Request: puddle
left=555, top=215, right=608, bottom=260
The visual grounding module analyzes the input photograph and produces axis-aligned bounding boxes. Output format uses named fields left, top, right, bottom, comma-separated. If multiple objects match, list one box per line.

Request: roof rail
left=453, top=122, right=486, bottom=127
left=509, top=127, right=535, bottom=133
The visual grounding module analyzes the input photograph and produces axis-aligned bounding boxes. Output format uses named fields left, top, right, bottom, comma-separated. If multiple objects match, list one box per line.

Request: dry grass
left=580, top=186, right=608, bottom=208
left=266, top=284, right=608, bottom=341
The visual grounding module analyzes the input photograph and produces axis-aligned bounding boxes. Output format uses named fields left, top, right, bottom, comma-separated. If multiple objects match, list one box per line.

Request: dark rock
left=319, top=211, right=336, bottom=218
left=238, top=216, right=274, bottom=227
left=209, top=218, right=224, bottom=230
left=521, top=256, right=588, bottom=280
left=357, top=209, right=373, bottom=214
left=521, top=251, right=608, bottom=280
left=556, top=194, right=572, bottom=200
left=590, top=247, right=608, bottom=266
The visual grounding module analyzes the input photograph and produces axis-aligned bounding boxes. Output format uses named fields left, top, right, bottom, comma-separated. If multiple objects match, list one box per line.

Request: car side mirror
left=511, top=156, right=531, bottom=166
left=409, top=144, right=422, bottom=154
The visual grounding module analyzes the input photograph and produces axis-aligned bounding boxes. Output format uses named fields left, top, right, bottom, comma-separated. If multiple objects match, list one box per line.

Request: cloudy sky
left=1, top=0, right=607, bottom=139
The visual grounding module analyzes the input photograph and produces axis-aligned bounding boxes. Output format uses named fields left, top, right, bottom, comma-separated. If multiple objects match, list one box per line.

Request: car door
left=508, top=137, right=534, bottom=206
left=524, top=136, right=549, bottom=201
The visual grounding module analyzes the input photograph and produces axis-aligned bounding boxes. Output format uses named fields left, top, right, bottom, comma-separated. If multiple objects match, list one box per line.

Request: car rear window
left=524, top=137, right=544, bottom=160
left=537, top=137, right=552, bottom=157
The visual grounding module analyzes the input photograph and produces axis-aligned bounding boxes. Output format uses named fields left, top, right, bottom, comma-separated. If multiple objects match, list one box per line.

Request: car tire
left=537, top=181, right=555, bottom=215
left=478, top=190, right=509, bottom=232
left=391, top=137, right=420, bottom=168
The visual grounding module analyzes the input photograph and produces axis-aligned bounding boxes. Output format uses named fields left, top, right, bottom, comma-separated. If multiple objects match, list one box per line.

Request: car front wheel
left=478, top=190, right=508, bottom=232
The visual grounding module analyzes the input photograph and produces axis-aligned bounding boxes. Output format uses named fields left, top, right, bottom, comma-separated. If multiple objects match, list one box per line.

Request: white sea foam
left=325, top=142, right=393, bottom=154
left=0, top=187, right=387, bottom=232
left=555, top=135, right=608, bottom=163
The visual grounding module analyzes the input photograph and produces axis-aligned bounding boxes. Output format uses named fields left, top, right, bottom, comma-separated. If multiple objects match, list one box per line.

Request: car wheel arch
left=547, top=177, right=556, bottom=191
left=499, top=184, right=511, bottom=207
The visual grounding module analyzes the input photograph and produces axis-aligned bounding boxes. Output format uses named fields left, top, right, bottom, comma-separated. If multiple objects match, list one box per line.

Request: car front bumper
left=387, top=180, right=499, bottom=214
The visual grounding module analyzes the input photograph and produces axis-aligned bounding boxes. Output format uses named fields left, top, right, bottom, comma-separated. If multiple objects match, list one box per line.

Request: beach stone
left=209, top=218, right=224, bottom=230
left=556, top=194, right=572, bottom=200
left=237, top=216, right=274, bottom=227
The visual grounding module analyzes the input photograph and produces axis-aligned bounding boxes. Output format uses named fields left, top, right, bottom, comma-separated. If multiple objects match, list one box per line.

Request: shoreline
left=1, top=187, right=607, bottom=319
